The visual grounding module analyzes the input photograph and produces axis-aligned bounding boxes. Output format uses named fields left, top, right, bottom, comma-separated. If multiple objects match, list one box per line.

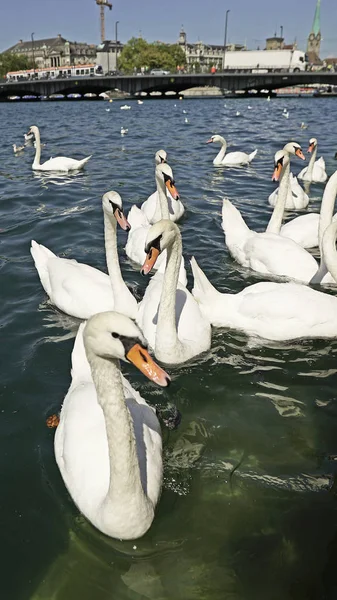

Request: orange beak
left=272, top=162, right=283, bottom=182
left=295, top=147, right=306, bottom=160
left=141, top=247, right=160, bottom=275
left=308, top=142, right=315, bottom=154
left=166, top=179, right=180, bottom=200
left=114, top=207, right=131, bottom=231
left=206, top=138, right=213, bottom=143
left=126, top=343, right=170, bottom=387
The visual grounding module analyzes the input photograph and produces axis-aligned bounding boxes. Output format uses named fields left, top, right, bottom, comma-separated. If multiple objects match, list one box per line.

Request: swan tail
left=30, top=240, right=56, bottom=296
left=248, top=149, right=258, bottom=162
left=221, top=199, right=250, bottom=235
left=77, top=155, right=92, bottom=168
left=191, top=257, right=218, bottom=302
left=71, top=322, right=92, bottom=383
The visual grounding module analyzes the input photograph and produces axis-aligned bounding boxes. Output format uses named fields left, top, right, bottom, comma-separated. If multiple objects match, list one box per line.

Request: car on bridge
left=150, top=69, right=170, bottom=76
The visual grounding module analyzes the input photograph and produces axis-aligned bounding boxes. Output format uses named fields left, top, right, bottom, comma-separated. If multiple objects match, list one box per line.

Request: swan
left=126, top=163, right=186, bottom=283
left=137, top=220, right=211, bottom=364
left=55, top=312, right=170, bottom=539
left=280, top=168, right=337, bottom=249
left=206, top=134, right=257, bottom=167
left=13, top=143, right=25, bottom=153
left=27, top=126, right=91, bottom=172
left=141, top=151, right=185, bottom=223
left=121, top=127, right=128, bottom=135
left=268, top=172, right=309, bottom=210
left=298, top=138, right=327, bottom=183
left=120, top=105, right=131, bottom=110
left=283, top=110, right=289, bottom=119
left=222, top=147, right=336, bottom=284
left=31, top=191, right=138, bottom=319
left=138, top=100, right=143, bottom=105
left=190, top=256, right=337, bottom=342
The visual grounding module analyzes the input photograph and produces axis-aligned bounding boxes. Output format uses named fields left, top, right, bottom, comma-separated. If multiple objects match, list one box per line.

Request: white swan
left=222, top=147, right=336, bottom=284
left=31, top=192, right=138, bottom=319
left=55, top=312, right=170, bottom=539
left=207, top=134, right=257, bottom=167
left=141, top=150, right=185, bottom=223
left=298, top=138, right=327, bottom=183
left=126, top=163, right=186, bottom=284
left=268, top=172, right=309, bottom=210
left=27, top=125, right=91, bottom=172
left=136, top=220, right=211, bottom=364
left=191, top=257, right=337, bottom=342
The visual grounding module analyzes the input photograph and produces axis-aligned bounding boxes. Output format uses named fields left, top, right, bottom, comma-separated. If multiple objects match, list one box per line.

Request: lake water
left=2, top=96, right=337, bottom=600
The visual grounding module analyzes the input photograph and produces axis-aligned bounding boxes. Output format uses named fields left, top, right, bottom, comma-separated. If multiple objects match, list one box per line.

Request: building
left=307, top=0, right=322, bottom=66
left=96, top=40, right=123, bottom=73
left=177, top=27, right=245, bottom=72
left=5, top=35, right=97, bottom=68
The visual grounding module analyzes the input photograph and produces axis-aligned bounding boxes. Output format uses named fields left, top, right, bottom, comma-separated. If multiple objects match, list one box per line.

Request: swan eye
left=108, top=200, right=122, bottom=214
left=145, top=234, right=162, bottom=254
left=111, top=332, right=120, bottom=339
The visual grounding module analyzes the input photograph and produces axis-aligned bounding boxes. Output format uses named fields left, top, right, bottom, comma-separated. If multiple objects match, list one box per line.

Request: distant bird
left=13, top=143, right=25, bottom=153
left=174, top=104, right=177, bottom=107
left=33, top=141, right=45, bottom=148
left=120, top=105, right=131, bottom=110
left=283, top=110, right=289, bottom=119
left=183, top=109, right=187, bottom=114
left=121, top=126, right=128, bottom=136
left=267, top=96, right=271, bottom=102
left=224, top=104, right=227, bottom=107
left=24, top=132, right=34, bottom=142
left=184, top=118, right=189, bottom=124
left=248, top=105, right=252, bottom=109
left=105, top=108, right=111, bottom=112
left=300, top=122, right=308, bottom=129
left=235, top=111, right=241, bottom=117
left=137, top=99, right=143, bottom=105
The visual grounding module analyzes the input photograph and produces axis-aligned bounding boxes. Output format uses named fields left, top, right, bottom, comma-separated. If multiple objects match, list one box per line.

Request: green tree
left=0, top=52, right=34, bottom=78
left=118, top=38, right=186, bottom=73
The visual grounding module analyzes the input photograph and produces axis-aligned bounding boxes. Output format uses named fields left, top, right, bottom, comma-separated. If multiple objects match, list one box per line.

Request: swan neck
left=318, top=171, right=337, bottom=250
left=87, top=351, right=148, bottom=505
left=155, top=173, right=170, bottom=221
left=214, top=137, right=227, bottom=164
left=33, top=128, right=41, bottom=167
left=307, top=145, right=317, bottom=177
left=266, top=161, right=290, bottom=234
left=321, top=223, right=337, bottom=284
left=103, top=212, right=133, bottom=314
left=156, top=232, right=182, bottom=355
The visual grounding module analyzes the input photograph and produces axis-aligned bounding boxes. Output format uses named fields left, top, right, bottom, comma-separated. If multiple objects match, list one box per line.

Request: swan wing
left=280, top=213, right=319, bottom=248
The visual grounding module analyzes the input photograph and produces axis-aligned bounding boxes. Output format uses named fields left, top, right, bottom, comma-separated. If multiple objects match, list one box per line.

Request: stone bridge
left=1, top=72, right=337, bottom=100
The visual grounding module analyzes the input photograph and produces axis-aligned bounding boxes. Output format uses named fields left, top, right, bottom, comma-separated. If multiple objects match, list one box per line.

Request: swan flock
left=28, top=116, right=337, bottom=541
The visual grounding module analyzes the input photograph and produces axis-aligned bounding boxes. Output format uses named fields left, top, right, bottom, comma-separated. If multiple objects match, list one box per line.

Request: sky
left=1, top=0, right=337, bottom=57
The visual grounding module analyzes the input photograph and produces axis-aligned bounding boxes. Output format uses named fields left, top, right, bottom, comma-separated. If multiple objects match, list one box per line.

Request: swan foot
left=46, top=414, right=60, bottom=428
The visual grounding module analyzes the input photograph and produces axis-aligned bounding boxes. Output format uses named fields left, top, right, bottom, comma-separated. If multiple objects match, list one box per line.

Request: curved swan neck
left=266, top=160, right=290, bottom=234
left=306, top=145, right=317, bottom=178
left=321, top=222, right=337, bottom=284
left=153, top=172, right=170, bottom=221
left=32, top=128, right=41, bottom=167
left=310, top=171, right=337, bottom=284
left=103, top=212, right=134, bottom=314
left=214, top=137, right=227, bottom=164
left=87, top=350, right=149, bottom=506
left=156, top=227, right=182, bottom=356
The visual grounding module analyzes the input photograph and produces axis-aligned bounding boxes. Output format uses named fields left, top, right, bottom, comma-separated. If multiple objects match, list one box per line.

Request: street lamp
left=115, top=21, right=119, bottom=72
left=223, top=10, right=230, bottom=71
left=31, top=32, right=35, bottom=75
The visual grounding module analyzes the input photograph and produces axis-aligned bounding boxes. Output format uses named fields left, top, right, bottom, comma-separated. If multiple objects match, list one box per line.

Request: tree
left=118, top=38, right=186, bottom=73
left=0, top=52, right=34, bottom=78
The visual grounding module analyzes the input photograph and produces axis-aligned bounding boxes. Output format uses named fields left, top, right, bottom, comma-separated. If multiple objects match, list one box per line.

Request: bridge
left=1, top=71, right=337, bottom=100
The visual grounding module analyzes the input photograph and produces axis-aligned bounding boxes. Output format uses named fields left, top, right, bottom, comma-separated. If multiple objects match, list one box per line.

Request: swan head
left=102, top=191, right=131, bottom=231
left=84, top=311, right=170, bottom=387
left=156, top=163, right=180, bottom=200
left=282, top=142, right=305, bottom=160
left=27, top=125, right=38, bottom=137
left=141, top=220, right=179, bottom=275
left=206, top=134, right=225, bottom=145
left=308, top=137, right=317, bottom=153
left=272, top=150, right=290, bottom=182
left=155, top=149, right=167, bottom=164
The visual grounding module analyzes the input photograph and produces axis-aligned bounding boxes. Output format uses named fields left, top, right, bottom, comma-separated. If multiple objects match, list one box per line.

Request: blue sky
left=1, top=0, right=336, bottom=57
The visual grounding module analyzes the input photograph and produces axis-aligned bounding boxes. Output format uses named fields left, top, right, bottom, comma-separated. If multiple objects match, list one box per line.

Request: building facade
left=5, top=35, right=97, bottom=68
left=177, top=27, right=245, bottom=72
left=95, top=40, right=123, bottom=73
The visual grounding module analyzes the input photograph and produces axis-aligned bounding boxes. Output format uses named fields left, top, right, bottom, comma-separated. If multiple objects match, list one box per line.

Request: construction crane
left=96, top=0, right=112, bottom=43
